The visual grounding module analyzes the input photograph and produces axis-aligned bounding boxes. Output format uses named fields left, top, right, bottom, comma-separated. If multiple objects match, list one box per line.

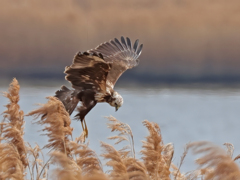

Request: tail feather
left=55, top=86, right=79, bottom=115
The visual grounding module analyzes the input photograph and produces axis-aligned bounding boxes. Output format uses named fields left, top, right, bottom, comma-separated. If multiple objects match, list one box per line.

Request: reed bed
left=1, top=78, right=240, bottom=180
left=2, top=0, right=240, bottom=79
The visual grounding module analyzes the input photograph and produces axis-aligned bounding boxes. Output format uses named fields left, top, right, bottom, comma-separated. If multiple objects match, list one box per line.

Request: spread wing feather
left=55, top=86, right=79, bottom=115
left=89, top=36, right=143, bottom=89
left=64, top=52, right=111, bottom=93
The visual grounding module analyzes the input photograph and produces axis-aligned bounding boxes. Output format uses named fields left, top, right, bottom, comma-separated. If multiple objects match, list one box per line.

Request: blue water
left=1, top=83, right=240, bottom=173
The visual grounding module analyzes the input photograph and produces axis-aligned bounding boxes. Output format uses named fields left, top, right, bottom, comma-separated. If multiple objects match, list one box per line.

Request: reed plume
left=124, top=157, right=149, bottom=180
left=101, top=142, right=128, bottom=180
left=50, top=151, right=81, bottom=180
left=141, top=120, right=171, bottom=180
left=3, top=79, right=240, bottom=180
left=106, top=116, right=135, bottom=158
left=51, top=140, right=108, bottom=180
left=172, top=144, right=189, bottom=180
left=0, top=78, right=27, bottom=179
left=26, top=96, right=73, bottom=155
left=26, top=143, right=48, bottom=180
left=69, top=141, right=103, bottom=176
left=162, top=143, right=174, bottom=170
left=171, top=164, right=187, bottom=180
left=188, top=141, right=240, bottom=180
left=0, top=143, right=25, bottom=180
left=223, top=142, right=234, bottom=158
left=100, top=117, right=146, bottom=180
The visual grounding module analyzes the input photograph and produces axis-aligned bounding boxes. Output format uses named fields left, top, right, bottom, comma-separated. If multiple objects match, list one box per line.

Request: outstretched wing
left=65, top=52, right=112, bottom=93
left=88, top=36, right=143, bottom=89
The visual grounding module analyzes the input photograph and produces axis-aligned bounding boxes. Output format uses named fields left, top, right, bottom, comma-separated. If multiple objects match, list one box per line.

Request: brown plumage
left=55, top=36, right=143, bottom=138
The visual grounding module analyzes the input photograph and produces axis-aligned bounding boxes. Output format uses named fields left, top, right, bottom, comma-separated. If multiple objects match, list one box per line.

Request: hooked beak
left=115, top=105, right=119, bottom=112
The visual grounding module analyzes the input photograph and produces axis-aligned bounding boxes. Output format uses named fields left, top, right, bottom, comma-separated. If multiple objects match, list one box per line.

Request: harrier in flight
left=55, top=36, right=143, bottom=139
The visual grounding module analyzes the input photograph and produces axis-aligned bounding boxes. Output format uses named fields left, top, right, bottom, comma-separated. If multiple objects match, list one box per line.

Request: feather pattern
left=64, top=52, right=111, bottom=93
left=54, top=86, right=79, bottom=115
left=54, top=37, right=142, bottom=128
left=89, top=36, right=143, bottom=89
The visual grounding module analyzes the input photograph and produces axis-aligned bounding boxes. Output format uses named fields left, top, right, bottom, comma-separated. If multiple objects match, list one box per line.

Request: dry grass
left=26, top=96, right=73, bottom=155
left=1, top=78, right=240, bottom=180
left=0, top=78, right=27, bottom=179
left=187, top=141, right=240, bottom=180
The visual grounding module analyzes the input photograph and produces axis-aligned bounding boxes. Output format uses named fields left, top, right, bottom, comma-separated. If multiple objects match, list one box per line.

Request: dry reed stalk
left=141, top=120, right=171, bottom=180
left=26, top=96, right=73, bottom=155
left=106, top=116, right=135, bottom=158
left=101, top=142, right=149, bottom=180
left=104, top=117, right=150, bottom=180
left=173, top=144, right=189, bottom=180
left=0, top=78, right=28, bottom=179
left=162, top=143, right=174, bottom=170
left=82, top=174, right=109, bottom=180
left=50, top=151, right=81, bottom=180
left=124, top=158, right=149, bottom=180
left=101, top=142, right=128, bottom=180
left=185, top=168, right=214, bottom=180
left=223, top=143, right=234, bottom=158
left=69, top=141, right=103, bottom=176
left=0, top=143, right=25, bottom=180
left=171, top=164, right=186, bottom=180
left=234, top=155, right=240, bottom=162
left=188, top=141, right=240, bottom=180
left=26, top=143, right=48, bottom=180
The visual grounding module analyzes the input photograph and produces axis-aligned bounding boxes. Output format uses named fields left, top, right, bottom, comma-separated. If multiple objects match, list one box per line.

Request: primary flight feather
left=55, top=36, right=143, bottom=139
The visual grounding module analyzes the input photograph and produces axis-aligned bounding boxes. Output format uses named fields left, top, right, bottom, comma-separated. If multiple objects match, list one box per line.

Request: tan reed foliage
left=171, top=164, right=186, bottom=180
left=3, top=79, right=240, bottom=180
left=26, top=96, right=73, bottom=155
left=69, top=141, right=103, bottom=176
left=106, top=116, right=135, bottom=158
left=187, top=141, right=240, bottom=180
left=172, top=144, right=189, bottom=180
left=101, top=117, right=149, bottom=180
left=141, top=120, right=171, bottom=180
left=224, top=142, right=234, bottom=159
left=26, top=143, right=48, bottom=180
left=51, top=140, right=108, bottom=180
left=26, top=94, right=107, bottom=179
left=124, top=157, right=149, bottom=180
left=101, top=141, right=128, bottom=180
left=101, top=142, right=149, bottom=180
left=0, top=78, right=27, bottom=179
left=102, top=117, right=151, bottom=180
left=162, top=143, right=174, bottom=170
left=50, top=151, right=81, bottom=180
left=0, top=143, right=25, bottom=180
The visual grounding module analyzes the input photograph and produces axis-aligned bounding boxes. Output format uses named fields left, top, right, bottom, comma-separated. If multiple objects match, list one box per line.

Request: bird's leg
left=81, top=120, right=87, bottom=142
left=83, top=118, right=88, bottom=138
left=81, top=120, right=85, bottom=132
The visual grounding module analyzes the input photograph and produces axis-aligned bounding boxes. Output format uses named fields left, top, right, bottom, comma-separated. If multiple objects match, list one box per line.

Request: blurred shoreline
left=1, top=2, right=240, bottom=176
left=1, top=0, right=240, bottom=84
left=2, top=77, right=240, bottom=92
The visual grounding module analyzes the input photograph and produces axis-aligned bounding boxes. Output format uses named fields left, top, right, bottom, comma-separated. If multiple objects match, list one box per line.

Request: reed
left=1, top=78, right=240, bottom=180
left=0, top=78, right=27, bottom=179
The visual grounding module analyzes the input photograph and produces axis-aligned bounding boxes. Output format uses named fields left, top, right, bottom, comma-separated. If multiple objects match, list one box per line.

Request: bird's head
left=109, top=91, right=123, bottom=111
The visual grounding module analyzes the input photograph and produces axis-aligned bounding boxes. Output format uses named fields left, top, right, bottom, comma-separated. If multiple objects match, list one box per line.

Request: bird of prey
left=55, top=36, right=143, bottom=139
